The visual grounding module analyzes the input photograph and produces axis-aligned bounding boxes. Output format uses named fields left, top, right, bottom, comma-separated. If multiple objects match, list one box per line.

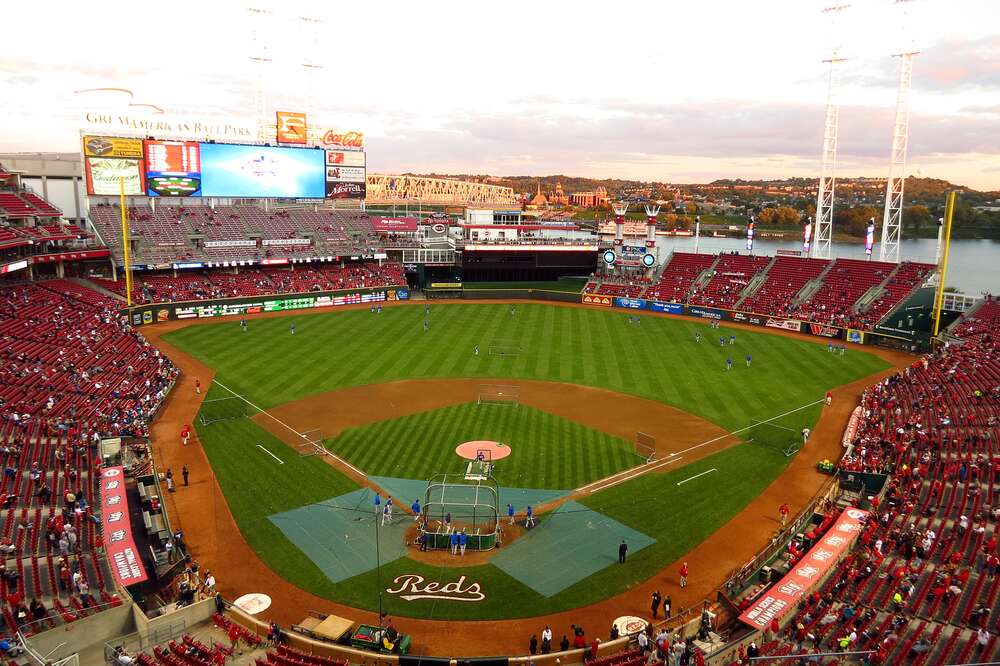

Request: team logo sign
left=276, top=111, right=307, bottom=144
left=385, top=574, right=485, bottom=602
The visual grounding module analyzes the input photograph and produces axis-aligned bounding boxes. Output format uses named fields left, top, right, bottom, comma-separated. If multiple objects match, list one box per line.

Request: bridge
left=366, top=174, right=517, bottom=207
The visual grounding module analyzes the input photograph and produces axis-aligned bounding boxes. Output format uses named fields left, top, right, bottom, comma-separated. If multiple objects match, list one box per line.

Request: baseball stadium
left=0, top=11, right=999, bottom=666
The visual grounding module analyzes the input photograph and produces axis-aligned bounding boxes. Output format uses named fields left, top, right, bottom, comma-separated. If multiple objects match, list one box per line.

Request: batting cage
left=477, top=384, right=520, bottom=406
left=198, top=396, right=248, bottom=425
left=292, top=428, right=325, bottom=457
left=488, top=339, right=522, bottom=357
left=420, top=473, right=500, bottom=550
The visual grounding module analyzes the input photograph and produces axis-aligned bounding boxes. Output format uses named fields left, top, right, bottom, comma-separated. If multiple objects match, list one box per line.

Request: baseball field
left=161, top=302, right=890, bottom=621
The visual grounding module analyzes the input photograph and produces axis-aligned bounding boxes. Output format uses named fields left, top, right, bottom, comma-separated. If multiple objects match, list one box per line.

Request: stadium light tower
left=299, top=16, right=325, bottom=127
left=813, top=3, right=850, bottom=260
left=879, top=0, right=920, bottom=264
left=248, top=6, right=275, bottom=142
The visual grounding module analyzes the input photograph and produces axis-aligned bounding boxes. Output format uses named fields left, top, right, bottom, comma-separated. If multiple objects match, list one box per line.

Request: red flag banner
left=738, top=507, right=868, bottom=629
left=100, top=467, right=149, bottom=586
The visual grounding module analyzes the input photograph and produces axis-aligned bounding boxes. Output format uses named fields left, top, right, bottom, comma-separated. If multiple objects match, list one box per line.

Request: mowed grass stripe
left=169, top=304, right=889, bottom=433
left=324, top=402, right=636, bottom=489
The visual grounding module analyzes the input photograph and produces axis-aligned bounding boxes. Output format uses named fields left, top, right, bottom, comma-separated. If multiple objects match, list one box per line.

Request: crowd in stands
left=584, top=274, right=650, bottom=298
left=92, top=262, right=406, bottom=304
left=602, top=251, right=935, bottom=332
left=737, top=297, right=999, bottom=665
left=89, top=204, right=383, bottom=265
left=0, top=278, right=180, bottom=643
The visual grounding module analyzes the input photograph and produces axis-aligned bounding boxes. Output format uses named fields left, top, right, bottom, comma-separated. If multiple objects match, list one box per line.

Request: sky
left=1, top=0, right=998, bottom=189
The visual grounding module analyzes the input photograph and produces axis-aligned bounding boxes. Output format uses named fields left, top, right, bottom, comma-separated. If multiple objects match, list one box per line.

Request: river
left=532, top=228, right=999, bottom=294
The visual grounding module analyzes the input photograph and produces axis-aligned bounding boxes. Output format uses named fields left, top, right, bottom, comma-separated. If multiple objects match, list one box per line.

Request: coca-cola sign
left=326, top=181, right=366, bottom=199
left=321, top=130, right=364, bottom=149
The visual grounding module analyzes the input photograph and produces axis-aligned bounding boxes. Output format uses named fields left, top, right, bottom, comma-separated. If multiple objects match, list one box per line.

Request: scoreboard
left=145, top=140, right=202, bottom=197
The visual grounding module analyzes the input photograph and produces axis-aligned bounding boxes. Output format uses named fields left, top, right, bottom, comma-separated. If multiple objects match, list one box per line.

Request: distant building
left=569, top=186, right=609, bottom=208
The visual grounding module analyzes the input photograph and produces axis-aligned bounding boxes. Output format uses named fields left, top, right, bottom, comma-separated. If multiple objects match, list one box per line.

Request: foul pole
left=119, top=177, right=133, bottom=307
left=931, top=191, right=956, bottom=337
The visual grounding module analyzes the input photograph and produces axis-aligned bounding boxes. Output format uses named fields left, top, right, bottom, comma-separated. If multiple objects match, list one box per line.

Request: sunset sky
left=1, top=0, right=998, bottom=188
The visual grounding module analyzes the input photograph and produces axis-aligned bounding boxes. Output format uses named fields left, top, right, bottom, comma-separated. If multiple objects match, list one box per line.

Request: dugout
left=420, top=473, right=500, bottom=550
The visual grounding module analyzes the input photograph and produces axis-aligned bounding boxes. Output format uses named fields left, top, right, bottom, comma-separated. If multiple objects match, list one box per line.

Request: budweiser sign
left=386, top=574, right=485, bottom=602
left=321, top=130, right=364, bottom=148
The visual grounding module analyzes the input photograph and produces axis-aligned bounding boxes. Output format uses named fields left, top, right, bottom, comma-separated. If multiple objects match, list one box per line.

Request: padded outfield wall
left=122, top=286, right=410, bottom=326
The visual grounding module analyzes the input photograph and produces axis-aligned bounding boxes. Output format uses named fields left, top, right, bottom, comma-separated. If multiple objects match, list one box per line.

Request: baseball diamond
left=3, top=22, right=997, bottom=662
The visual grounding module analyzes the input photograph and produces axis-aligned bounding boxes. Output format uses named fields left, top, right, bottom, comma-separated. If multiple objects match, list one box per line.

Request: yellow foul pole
left=119, top=177, right=133, bottom=307
left=931, top=190, right=956, bottom=337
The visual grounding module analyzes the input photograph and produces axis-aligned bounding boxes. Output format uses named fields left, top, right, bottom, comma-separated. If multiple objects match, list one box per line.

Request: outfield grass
left=195, top=405, right=790, bottom=620
left=460, top=277, right=588, bottom=293
left=166, top=303, right=889, bottom=432
left=325, top=402, right=640, bottom=489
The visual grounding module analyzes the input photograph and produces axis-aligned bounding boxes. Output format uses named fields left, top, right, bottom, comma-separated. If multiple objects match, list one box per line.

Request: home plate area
left=268, top=484, right=655, bottom=596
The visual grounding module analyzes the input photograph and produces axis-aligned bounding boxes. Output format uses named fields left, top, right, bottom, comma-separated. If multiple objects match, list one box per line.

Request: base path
left=140, top=300, right=912, bottom=657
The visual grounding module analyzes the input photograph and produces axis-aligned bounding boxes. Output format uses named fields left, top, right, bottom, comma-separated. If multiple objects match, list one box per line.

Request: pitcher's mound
left=456, top=440, right=511, bottom=461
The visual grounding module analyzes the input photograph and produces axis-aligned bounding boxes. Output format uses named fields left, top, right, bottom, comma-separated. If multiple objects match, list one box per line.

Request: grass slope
left=196, top=401, right=790, bottom=620
left=325, top=402, right=640, bottom=490
left=165, top=303, right=888, bottom=432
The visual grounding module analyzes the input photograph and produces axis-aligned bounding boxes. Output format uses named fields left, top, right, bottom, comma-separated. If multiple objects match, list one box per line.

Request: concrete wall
left=133, top=597, right=216, bottom=637
left=28, top=601, right=135, bottom=661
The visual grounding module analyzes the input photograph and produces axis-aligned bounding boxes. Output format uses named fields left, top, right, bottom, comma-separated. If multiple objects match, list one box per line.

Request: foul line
left=576, top=398, right=825, bottom=495
left=677, top=468, right=717, bottom=486
left=256, top=444, right=284, bottom=464
left=212, top=379, right=365, bottom=477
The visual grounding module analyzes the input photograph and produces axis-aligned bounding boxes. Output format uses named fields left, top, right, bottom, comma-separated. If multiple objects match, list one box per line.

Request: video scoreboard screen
left=145, top=140, right=202, bottom=197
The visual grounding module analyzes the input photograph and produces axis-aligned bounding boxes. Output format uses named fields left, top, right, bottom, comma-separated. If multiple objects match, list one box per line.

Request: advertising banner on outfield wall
left=133, top=289, right=404, bottom=324
left=846, top=329, right=864, bottom=344
left=739, top=507, right=868, bottom=630
left=728, top=311, right=764, bottom=326
left=805, top=323, right=842, bottom=339
left=764, top=317, right=802, bottom=332
left=100, top=467, right=149, bottom=586
left=687, top=306, right=724, bottom=320
left=613, top=297, right=646, bottom=309
left=647, top=301, right=684, bottom=314
left=582, top=294, right=612, bottom=306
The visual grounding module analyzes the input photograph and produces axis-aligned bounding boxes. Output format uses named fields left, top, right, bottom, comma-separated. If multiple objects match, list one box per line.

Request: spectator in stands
left=28, top=599, right=45, bottom=624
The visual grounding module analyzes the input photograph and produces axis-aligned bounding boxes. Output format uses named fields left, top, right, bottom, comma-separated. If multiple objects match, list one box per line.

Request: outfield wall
left=577, top=294, right=929, bottom=352
left=122, top=286, right=410, bottom=326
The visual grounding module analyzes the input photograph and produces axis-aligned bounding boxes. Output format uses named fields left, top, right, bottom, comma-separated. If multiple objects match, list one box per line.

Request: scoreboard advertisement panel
left=325, top=166, right=366, bottom=183
left=199, top=143, right=325, bottom=198
left=145, top=140, right=202, bottom=197
left=326, top=181, right=366, bottom=199
left=85, top=157, right=145, bottom=195
left=326, top=150, right=366, bottom=167
left=82, top=136, right=144, bottom=159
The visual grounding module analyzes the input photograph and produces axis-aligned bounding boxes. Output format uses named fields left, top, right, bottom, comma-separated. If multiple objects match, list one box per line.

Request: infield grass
left=325, top=402, right=640, bottom=489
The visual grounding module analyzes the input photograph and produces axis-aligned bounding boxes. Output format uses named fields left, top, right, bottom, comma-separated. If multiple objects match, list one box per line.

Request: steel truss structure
left=366, top=174, right=517, bottom=206
left=813, top=3, right=850, bottom=261
left=880, top=1, right=920, bottom=264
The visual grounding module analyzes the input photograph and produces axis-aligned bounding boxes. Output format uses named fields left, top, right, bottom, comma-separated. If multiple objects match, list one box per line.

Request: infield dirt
left=142, top=300, right=911, bottom=656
